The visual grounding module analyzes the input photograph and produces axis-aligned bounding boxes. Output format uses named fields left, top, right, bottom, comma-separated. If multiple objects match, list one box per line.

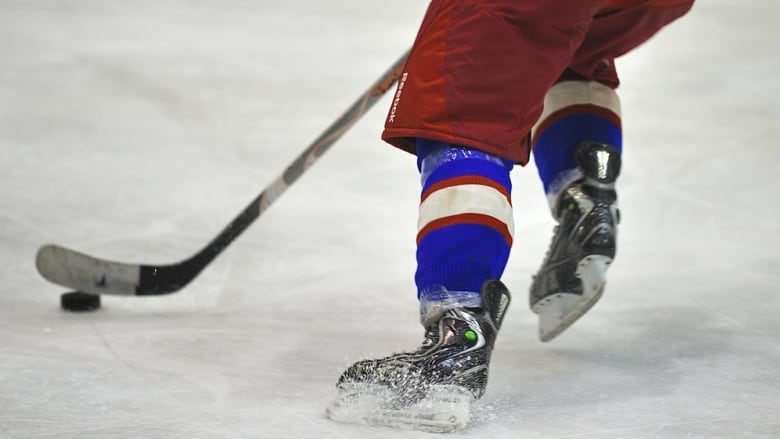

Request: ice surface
left=1, top=1, right=778, bottom=438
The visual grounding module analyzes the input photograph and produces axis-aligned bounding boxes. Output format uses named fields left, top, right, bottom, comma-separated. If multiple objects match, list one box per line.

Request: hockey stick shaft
left=36, top=50, right=410, bottom=296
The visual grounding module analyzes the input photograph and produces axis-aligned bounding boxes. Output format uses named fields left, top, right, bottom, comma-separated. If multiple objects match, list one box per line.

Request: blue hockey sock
left=415, top=138, right=513, bottom=320
left=533, top=81, right=623, bottom=206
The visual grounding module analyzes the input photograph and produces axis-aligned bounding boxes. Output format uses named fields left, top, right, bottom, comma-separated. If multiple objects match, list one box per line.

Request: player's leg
left=327, top=138, right=514, bottom=432
left=530, top=0, right=695, bottom=342
left=329, top=0, right=603, bottom=430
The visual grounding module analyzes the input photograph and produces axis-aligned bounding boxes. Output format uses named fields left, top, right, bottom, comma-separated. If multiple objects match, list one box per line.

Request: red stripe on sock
left=416, top=213, right=513, bottom=246
left=421, top=175, right=511, bottom=204
left=532, top=104, right=621, bottom=146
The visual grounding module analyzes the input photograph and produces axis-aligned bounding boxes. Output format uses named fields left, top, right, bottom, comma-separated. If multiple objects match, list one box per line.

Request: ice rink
left=1, top=1, right=778, bottom=437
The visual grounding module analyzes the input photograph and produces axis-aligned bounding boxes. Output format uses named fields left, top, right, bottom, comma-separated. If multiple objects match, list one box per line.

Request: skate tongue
left=575, top=142, right=621, bottom=183
left=481, top=279, right=511, bottom=330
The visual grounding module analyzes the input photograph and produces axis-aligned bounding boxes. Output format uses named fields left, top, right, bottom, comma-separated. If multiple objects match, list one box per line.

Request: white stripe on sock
left=532, top=80, right=621, bottom=136
left=418, top=184, right=514, bottom=237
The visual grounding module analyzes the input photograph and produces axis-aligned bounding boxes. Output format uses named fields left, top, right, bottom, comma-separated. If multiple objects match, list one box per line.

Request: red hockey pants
left=382, top=0, right=695, bottom=164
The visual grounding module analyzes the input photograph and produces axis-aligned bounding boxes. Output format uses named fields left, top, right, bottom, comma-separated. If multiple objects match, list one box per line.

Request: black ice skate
left=326, top=279, right=511, bottom=433
left=530, top=142, right=621, bottom=342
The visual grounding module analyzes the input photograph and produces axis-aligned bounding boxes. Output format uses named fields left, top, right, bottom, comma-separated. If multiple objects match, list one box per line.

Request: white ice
left=1, top=1, right=778, bottom=438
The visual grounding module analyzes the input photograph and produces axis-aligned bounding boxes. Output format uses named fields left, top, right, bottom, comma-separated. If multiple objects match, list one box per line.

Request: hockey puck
left=61, top=291, right=101, bottom=312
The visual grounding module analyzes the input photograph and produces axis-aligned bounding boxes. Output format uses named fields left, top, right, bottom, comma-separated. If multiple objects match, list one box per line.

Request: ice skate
left=530, top=142, right=621, bottom=342
left=326, top=279, right=510, bottom=433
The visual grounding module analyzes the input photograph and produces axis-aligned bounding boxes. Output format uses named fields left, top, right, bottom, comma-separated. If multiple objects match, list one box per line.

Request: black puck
left=61, top=291, right=101, bottom=312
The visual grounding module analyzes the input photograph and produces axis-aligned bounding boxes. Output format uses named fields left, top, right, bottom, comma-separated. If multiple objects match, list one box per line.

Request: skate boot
left=326, top=279, right=511, bottom=433
left=530, top=142, right=621, bottom=342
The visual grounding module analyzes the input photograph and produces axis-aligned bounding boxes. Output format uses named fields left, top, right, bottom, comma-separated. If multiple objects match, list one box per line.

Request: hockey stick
left=36, top=50, right=410, bottom=296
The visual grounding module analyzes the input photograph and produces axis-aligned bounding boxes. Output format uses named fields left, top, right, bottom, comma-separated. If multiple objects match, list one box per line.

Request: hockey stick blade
left=36, top=50, right=410, bottom=296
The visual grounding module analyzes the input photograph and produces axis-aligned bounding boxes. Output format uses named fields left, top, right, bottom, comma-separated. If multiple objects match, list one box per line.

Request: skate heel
left=533, top=255, right=611, bottom=342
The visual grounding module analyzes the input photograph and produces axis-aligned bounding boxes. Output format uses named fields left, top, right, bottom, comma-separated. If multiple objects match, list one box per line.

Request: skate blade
left=533, top=255, right=611, bottom=342
left=326, top=383, right=474, bottom=433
